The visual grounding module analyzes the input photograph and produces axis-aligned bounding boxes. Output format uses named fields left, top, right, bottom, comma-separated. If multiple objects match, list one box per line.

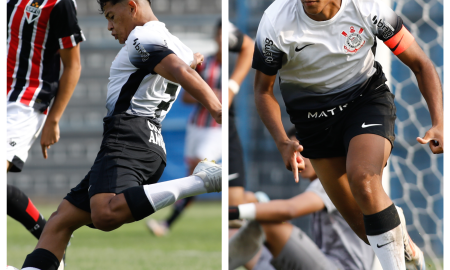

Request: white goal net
left=388, top=0, right=443, bottom=269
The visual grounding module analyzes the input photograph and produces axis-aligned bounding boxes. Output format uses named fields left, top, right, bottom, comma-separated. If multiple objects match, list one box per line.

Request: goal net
left=388, top=0, right=443, bottom=269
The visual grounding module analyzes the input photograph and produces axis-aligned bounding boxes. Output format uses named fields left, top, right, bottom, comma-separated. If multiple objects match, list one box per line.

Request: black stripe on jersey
left=112, top=69, right=151, bottom=115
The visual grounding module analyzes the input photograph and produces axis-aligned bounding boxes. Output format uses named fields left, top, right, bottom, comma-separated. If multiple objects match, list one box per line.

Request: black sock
left=363, top=203, right=401, bottom=236
left=22, top=248, right=60, bottom=270
left=122, top=186, right=155, bottom=221
left=7, top=185, right=47, bottom=239
left=229, top=206, right=240, bottom=220
left=166, top=197, right=195, bottom=228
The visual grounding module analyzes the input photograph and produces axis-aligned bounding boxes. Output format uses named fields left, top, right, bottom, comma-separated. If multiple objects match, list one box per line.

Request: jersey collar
left=298, top=0, right=348, bottom=26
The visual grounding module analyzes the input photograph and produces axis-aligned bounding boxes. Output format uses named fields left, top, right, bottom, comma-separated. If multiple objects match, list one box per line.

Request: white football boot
left=193, top=159, right=222, bottom=193
left=396, top=206, right=426, bottom=270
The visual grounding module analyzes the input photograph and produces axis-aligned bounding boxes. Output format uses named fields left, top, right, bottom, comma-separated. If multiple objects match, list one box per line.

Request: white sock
left=143, top=175, right=207, bottom=211
left=367, top=224, right=405, bottom=270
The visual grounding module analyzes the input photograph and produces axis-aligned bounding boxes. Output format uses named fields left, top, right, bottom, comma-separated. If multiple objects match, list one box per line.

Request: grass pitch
left=7, top=201, right=221, bottom=270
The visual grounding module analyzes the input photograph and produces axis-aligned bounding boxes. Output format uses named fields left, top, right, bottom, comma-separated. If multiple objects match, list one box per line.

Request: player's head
left=301, top=0, right=340, bottom=18
left=287, top=127, right=317, bottom=181
left=98, top=0, right=153, bottom=44
left=215, top=19, right=222, bottom=54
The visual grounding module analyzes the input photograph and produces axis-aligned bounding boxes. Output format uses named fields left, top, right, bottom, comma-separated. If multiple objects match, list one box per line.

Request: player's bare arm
left=254, top=70, right=304, bottom=182
left=40, top=44, right=82, bottom=159
left=396, top=41, right=443, bottom=154
left=253, top=192, right=324, bottom=222
left=154, top=54, right=222, bottom=124
left=229, top=35, right=254, bottom=108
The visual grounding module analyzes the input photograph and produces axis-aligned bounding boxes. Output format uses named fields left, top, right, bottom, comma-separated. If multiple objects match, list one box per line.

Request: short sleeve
left=305, top=179, right=336, bottom=213
left=229, top=22, right=244, bottom=52
left=365, top=0, right=414, bottom=55
left=252, top=13, right=284, bottom=76
left=127, top=28, right=175, bottom=74
left=50, top=0, right=85, bottom=49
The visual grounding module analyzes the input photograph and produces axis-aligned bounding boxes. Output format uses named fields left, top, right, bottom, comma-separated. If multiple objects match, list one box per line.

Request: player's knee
left=347, top=167, right=381, bottom=203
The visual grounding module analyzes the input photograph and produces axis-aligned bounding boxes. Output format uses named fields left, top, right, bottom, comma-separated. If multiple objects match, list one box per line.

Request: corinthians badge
left=24, top=1, right=42, bottom=24
left=341, top=26, right=366, bottom=54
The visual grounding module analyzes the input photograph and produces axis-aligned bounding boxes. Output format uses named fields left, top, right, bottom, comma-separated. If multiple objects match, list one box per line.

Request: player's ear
left=127, top=0, right=138, bottom=15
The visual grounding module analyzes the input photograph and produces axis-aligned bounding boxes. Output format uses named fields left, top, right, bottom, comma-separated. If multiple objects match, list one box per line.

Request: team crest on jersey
left=341, top=26, right=366, bottom=54
left=24, top=2, right=42, bottom=24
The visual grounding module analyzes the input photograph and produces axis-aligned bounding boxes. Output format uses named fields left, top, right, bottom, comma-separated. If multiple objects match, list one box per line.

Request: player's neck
left=136, top=8, right=159, bottom=26
left=303, top=0, right=341, bottom=22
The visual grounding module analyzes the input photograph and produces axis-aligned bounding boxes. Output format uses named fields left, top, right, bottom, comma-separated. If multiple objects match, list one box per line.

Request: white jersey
left=253, top=0, right=413, bottom=113
left=106, top=21, right=194, bottom=122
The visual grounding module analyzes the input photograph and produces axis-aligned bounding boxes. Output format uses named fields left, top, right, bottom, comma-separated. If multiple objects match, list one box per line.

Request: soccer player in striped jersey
left=252, top=0, right=441, bottom=269
left=7, top=0, right=84, bottom=259
left=20, top=0, right=222, bottom=269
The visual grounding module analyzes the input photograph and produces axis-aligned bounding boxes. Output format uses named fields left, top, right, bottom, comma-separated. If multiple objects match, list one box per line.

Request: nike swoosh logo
left=295, top=44, right=314, bottom=52
left=362, top=122, right=382, bottom=128
left=377, top=240, right=394, bottom=248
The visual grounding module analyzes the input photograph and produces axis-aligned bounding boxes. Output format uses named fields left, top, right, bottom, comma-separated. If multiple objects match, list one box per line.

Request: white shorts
left=7, top=102, right=47, bottom=172
left=184, top=124, right=222, bottom=162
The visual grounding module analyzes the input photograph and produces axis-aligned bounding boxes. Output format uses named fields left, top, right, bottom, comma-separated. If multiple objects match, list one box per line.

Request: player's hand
left=191, top=52, right=204, bottom=69
left=40, top=120, right=60, bottom=159
left=417, top=125, right=443, bottom=154
left=277, top=140, right=305, bottom=183
left=212, top=108, right=222, bottom=124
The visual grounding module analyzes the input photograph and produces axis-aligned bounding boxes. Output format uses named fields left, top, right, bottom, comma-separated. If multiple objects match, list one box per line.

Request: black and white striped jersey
left=105, top=21, right=194, bottom=123
left=7, top=0, right=85, bottom=113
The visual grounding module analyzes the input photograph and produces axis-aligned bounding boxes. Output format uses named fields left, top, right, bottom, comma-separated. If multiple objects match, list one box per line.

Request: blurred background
left=7, top=0, right=221, bottom=269
left=230, top=0, right=443, bottom=269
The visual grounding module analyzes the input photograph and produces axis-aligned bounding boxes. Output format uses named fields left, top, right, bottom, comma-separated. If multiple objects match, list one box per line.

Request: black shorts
left=229, top=116, right=246, bottom=188
left=65, top=114, right=167, bottom=213
left=295, top=82, right=396, bottom=159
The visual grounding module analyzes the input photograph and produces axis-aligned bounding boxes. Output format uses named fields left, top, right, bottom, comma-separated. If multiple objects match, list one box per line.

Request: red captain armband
left=384, top=25, right=415, bottom=55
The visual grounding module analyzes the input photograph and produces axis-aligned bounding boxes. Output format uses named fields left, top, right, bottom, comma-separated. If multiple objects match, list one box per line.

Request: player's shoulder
left=127, top=21, right=167, bottom=46
left=351, top=0, right=387, bottom=15
left=261, top=0, right=299, bottom=32
left=54, top=0, right=77, bottom=8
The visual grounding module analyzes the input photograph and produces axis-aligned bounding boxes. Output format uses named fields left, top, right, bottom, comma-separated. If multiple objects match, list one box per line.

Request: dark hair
left=97, top=0, right=152, bottom=13
left=286, top=126, right=297, bottom=139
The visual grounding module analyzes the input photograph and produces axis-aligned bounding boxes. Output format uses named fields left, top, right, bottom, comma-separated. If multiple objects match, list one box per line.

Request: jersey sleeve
left=366, top=0, right=414, bottom=55
left=50, top=0, right=85, bottom=49
left=127, top=28, right=175, bottom=74
left=252, top=13, right=285, bottom=76
left=305, top=179, right=336, bottom=213
left=229, top=22, right=244, bottom=52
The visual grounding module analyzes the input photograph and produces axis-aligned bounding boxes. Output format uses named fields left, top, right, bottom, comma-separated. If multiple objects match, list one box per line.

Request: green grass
left=7, top=201, right=221, bottom=270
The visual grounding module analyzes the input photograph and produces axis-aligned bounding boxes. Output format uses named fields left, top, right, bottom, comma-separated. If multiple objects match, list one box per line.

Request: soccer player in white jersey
left=252, top=0, right=442, bottom=270
left=20, top=0, right=222, bottom=269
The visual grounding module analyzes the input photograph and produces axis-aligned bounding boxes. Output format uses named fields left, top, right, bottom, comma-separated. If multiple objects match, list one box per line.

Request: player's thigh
left=6, top=102, right=46, bottom=172
left=262, top=222, right=293, bottom=257
left=346, top=133, right=392, bottom=214
left=310, top=157, right=367, bottom=241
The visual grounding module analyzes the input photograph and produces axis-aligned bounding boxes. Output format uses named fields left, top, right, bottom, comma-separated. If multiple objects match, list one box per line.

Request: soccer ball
left=7, top=266, right=19, bottom=270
